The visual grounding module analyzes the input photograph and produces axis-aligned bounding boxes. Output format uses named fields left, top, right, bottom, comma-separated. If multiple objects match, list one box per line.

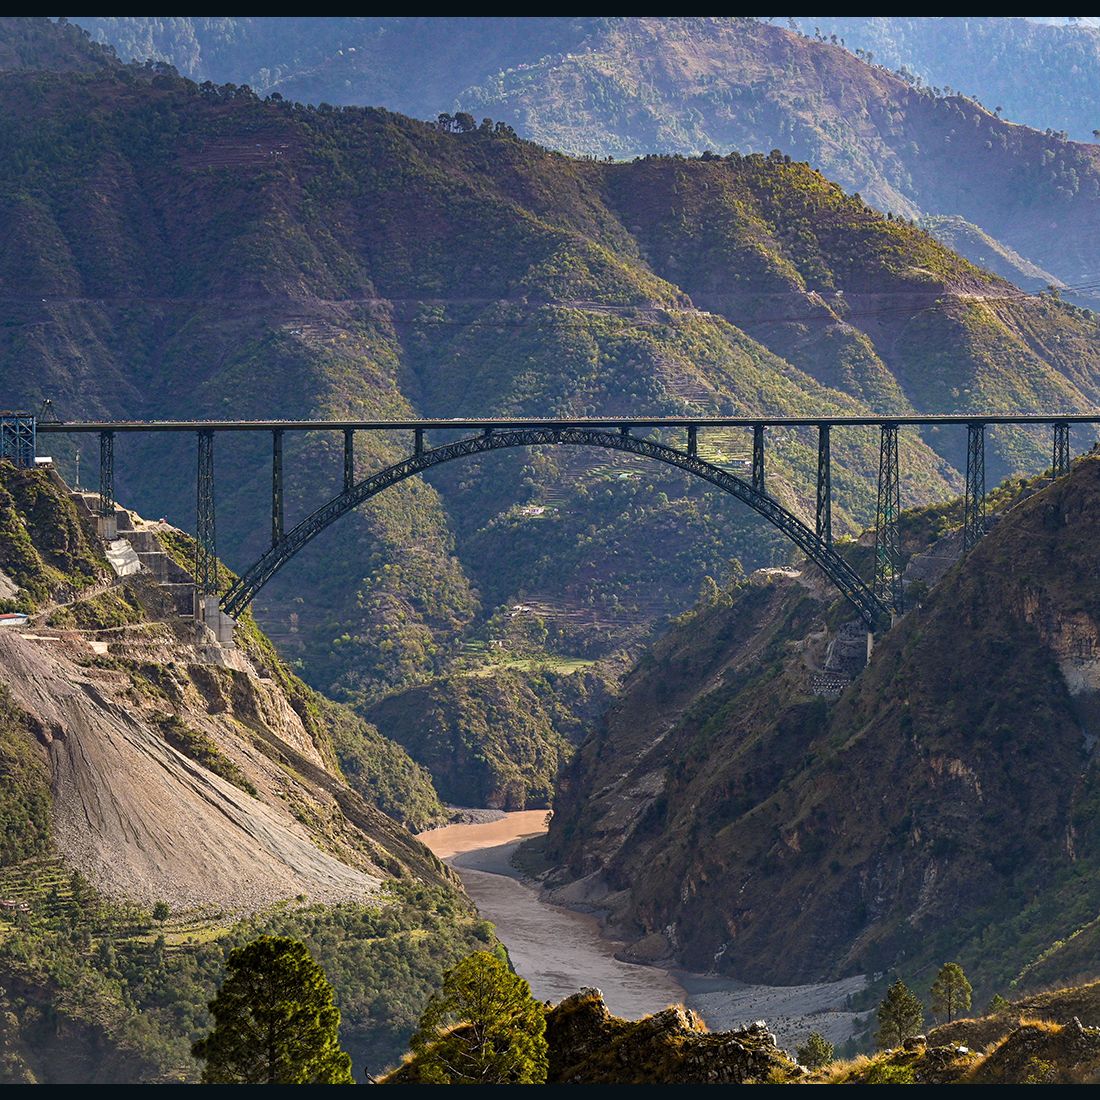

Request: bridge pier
left=413, top=427, right=424, bottom=457
left=963, top=422, right=986, bottom=552
left=97, top=429, right=116, bottom=539
left=343, top=428, right=355, bottom=492
left=752, top=423, right=765, bottom=494
left=195, top=429, right=235, bottom=645
left=816, top=423, right=831, bottom=546
left=0, top=414, right=36, bottom=468
left=272, top=429, right=284, bottom=545
left=687, top=424, right=697, bottom=458
left=1053, top=421, right=1071, bottom=477
left=195, top=430, right=217, bottom=601
left=874, top=423, right=903, bottom=616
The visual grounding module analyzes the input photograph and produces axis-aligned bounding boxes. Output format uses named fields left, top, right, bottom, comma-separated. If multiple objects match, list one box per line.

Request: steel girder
left=221, top=427, right=889, bottom=629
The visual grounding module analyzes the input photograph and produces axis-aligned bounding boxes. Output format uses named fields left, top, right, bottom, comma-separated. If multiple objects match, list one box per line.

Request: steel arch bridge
left=31, top=411, right=1091, bottom=636
left=219, top=426, right=887, bottom=627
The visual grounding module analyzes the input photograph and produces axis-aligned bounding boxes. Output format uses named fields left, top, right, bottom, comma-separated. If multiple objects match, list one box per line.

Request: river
left=419, top=811, right=866, bottom=1045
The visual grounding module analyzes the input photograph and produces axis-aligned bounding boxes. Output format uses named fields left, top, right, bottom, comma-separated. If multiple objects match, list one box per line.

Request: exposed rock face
left=545, top=989, right=799, bottom=1084
left=546, top=458, right=1100, bottom=995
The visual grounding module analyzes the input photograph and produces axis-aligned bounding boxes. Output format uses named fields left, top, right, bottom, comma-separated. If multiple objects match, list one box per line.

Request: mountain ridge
left=3, top=17, right=1100, bottom=815
left=66, top=16, right=1100, bottom=307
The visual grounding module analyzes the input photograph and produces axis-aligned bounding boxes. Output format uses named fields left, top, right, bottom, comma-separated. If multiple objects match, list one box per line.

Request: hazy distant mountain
left=794, top=17, right=1100, bottom=143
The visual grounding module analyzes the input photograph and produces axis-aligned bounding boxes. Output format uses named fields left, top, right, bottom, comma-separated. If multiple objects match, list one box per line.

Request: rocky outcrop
left=545, top=989, right=800, bottom=1084
left=837, top=1017, right=1100, bottom=1085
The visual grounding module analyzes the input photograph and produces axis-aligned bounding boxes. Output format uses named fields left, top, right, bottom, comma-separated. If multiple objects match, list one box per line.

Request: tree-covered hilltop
left=0, top=16, right=117, bottom=73
left=547, top=456, right=1100, bottom=1004
left=69, top=16, right=1100, bottom=307
left=364, top=664, right=616, bottom=810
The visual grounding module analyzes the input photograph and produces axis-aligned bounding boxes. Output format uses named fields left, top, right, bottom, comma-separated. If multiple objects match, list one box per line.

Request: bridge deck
left=34, top=414, right=1100, bottom=433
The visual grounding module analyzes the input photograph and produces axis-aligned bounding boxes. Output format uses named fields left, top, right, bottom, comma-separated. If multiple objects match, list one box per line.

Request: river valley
left=419, top=812, right=867, bottom=1048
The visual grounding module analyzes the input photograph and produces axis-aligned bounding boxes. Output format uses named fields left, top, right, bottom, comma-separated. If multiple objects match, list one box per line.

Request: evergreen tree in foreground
left=930, top=962, right=972, bottom=1024
left=192, top=935, right=354, bottom=1084
left=409, top=950, right=548, bottom=1084
left=796, top=1031, right=834, bottom=1069
left=875, top=979, right=925, bottom=1049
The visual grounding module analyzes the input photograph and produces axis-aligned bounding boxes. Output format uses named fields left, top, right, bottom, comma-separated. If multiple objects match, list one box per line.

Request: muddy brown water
left=419, top=811, right=686, bottom=1018
left=418, top=811, right=866, bottom=1044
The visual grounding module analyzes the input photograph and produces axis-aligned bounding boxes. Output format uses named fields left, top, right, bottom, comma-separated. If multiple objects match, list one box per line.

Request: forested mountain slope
left=2, top=24, right=1100, bottom=727
left=70, top=16, right=1100, bottom=306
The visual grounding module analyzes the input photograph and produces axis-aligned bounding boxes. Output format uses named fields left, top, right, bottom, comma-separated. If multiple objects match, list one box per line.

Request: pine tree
left=410, top=951, right=548, bottom=1084
left=796, top=1031, right=834, bottom=1069
left=930, top=962, right=972, bottom=1024
left=875, top=979, right=925, bottom=1049
left=192, top=936, right=354, bottom=1084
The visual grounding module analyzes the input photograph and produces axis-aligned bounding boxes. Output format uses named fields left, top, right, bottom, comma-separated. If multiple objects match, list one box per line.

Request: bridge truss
left=34, top=414, right=1099, bottom=633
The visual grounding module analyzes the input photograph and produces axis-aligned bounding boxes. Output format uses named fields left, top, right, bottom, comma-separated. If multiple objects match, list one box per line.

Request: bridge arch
left=221, top=427, right=888, bottom=628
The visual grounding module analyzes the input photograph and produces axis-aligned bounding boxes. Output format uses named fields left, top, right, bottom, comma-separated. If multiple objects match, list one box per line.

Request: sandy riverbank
left=418, top=811, right=866, bottom=1046
left=421, top=812, right=687, bottom=1018
left=420, top=810, right=547, bottom=861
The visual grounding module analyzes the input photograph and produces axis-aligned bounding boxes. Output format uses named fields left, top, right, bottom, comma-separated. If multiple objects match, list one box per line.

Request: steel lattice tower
left=98, top=430, right=114, bottom=517
left=874, top=423, right=903, bottom=616
left=963, top=422, right=986, bottom=552
left=271, top=429, right=284, bottom=545
left=0, top=415, right=36, bottom=467
left=816, top=423, right=832, bottom=546
left=752, top=423, right=765, bottom=494
left=1052, top=422, right=1071, bottom=477
left=196, top=430, right=217, bottom=597
left=343, top=428, right=355, bottom=492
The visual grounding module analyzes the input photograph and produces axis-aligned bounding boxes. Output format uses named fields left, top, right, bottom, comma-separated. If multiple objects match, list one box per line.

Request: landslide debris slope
left=0, top=462, right=495, bottom=1081
left=547, top=455, right=1100, bottom=1001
